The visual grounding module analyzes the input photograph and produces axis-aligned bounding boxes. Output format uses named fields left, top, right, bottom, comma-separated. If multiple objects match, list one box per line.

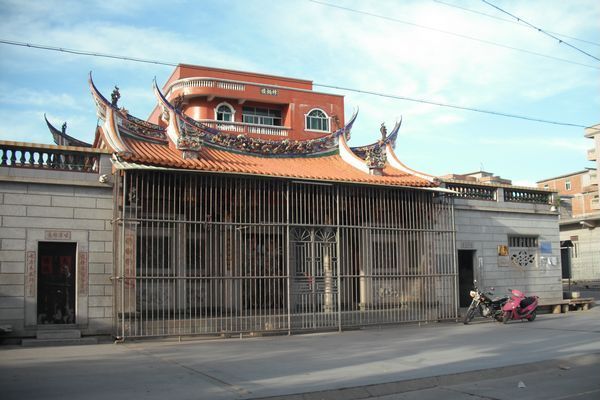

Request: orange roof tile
left=119, top=135, right=433, bottom=187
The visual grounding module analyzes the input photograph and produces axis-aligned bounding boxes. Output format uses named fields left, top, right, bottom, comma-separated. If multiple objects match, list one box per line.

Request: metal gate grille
left=114, top=170, right=457, bottom=339
left=291, top=227, right=338, bottom=330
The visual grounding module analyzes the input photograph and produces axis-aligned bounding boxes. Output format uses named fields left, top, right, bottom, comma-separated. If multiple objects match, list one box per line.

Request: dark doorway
left=560, top=247, right=572, bottom=279
left=37, top=242, right=76, bottom=324
left=458, top=250, right=475, bottom=307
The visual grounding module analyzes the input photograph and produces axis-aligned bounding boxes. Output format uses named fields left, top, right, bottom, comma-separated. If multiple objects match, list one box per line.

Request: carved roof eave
left=153, top=80, right=360, bottom=157
left=89, top=73, right=131, bottom=156
left=350, top=118, right=402, bottom=158
left=89, top=73, right=168, bottom=149
left=385, top=143, right=439, bottom=184
left=44, top=113, right=92, bottom=148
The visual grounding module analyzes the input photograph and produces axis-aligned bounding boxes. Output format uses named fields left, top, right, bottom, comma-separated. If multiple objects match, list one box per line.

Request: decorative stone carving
left=177, top=134, right=203, bottom=151
left=111, top=86, right=120, bottom=107
left=510, top=250, right=536, bottom=268
left=380, top=122, right=387, bottom=141
left=365, top=144, right=386, bottom=169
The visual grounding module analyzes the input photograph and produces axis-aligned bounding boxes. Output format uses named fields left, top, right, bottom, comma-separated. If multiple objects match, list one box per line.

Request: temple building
left=0, top=65, right=560, bottom=341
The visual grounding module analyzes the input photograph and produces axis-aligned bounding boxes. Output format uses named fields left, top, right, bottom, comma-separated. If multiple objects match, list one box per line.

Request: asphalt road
left=1, top=303, right=599, bottom=400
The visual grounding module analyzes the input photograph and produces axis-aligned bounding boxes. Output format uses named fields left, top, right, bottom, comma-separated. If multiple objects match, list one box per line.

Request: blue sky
left=0, top=0, right=598, bottom=185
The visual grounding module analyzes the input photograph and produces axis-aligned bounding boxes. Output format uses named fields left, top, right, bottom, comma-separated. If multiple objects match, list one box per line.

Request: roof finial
left=61, top=121, right=67, bottom=134
left=380, top=122, right=387, bottom=142
left=111, top=86, right=120, bottom=107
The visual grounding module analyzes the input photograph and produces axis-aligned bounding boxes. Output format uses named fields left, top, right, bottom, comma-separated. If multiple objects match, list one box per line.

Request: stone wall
left=0, top=150, right=113, bottom=337
left=454, top=190, right=562, bottom=304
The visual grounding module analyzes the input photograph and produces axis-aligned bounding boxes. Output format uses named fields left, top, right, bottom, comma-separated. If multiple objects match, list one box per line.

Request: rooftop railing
left=0, top=141, right=104, bottom=173
left=445, top=182, right=553, bottom=205
left=444, top=183, right=496, bottom=200
left=504, top=188, right=552, bottom=204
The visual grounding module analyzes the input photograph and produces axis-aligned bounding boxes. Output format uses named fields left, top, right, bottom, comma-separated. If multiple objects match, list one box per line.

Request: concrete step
left=36, top=329, right=81, bottom=340
left=21, top=337, right=98, bottom=347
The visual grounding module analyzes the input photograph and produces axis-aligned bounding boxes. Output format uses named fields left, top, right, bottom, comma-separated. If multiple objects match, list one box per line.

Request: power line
left=433, top=0, right=600, bottom=47
left=0, top=38, right=597, bottom=132
left=312, top=82, right=594, bottom=130
left=0, top=39, right=178, bottom=67
left=481, top=0, right=600, bottom=62
left=308, top=0, right=600, bottom=70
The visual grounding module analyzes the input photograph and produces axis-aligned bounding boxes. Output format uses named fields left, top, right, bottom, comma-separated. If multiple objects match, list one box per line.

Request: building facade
left=0, top=143, right=114, bottom=337
left=441, top=176, right=561, bottom=307
left=537, top=123, right=600, bottom=282
left=1, top=65, right=459, bottom=339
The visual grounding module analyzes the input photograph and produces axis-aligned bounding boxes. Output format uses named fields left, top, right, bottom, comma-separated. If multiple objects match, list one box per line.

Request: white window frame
left=214, top=102, right=235, bottom=122
left=565, top=179, right=571, bottom=191
left=305, top=108, right=330, bottom=133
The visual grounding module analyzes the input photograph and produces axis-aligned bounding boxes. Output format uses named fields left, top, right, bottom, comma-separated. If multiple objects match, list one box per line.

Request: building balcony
left=197, top=120, right=291, bottom=137
left=587, top=147, right=597, bottom=161
left=166, top=78, right=246, bottom=98
left=592, top=197, right=600, bottom=210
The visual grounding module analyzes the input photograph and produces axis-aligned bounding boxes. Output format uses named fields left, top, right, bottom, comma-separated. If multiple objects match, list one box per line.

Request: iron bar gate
left=113, top=170, right=457, bottom=339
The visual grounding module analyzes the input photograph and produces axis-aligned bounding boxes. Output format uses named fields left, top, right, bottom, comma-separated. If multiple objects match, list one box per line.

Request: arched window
left=215, top=103, right=234, bottom=122
left=306, top=109, right=329, bottom=132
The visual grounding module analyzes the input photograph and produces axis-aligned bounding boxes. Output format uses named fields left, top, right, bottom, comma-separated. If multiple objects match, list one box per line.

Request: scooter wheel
left=502, top=312, right=511, bottom=324
left=527, top=310, right=537, bottom=322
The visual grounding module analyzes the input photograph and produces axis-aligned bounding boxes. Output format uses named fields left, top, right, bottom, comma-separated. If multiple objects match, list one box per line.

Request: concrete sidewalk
left=1, top=307, right=599, bottom=400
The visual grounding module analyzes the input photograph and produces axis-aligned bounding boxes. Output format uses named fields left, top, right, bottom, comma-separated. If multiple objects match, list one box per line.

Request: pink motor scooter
left=501, top=288, right=539, bottom=323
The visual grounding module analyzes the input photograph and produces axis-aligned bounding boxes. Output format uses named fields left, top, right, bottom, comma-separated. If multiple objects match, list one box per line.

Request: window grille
left=508, top=235, right=538, bottom=268
left=508, top=236, right=538, bottom=248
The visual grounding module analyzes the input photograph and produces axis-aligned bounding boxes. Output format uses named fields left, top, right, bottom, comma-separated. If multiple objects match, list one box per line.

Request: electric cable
left=480, top=0, right=600, bottom=62
left=433, top=0, right=600, bottom=47
left=308, top=0, right=600, bottom=70
left=0, top=38, right=598, bottom=133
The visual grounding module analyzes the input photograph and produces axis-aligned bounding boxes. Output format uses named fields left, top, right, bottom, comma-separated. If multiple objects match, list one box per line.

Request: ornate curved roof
left=153, top=80, right=357, bottom=157
left=87, top=73, right=438, bottom=188
left=45, top=114, right=92, bottom=147
left=350, top=119, right=401, bottom=159
left=89, top=74, right=167, bottom=150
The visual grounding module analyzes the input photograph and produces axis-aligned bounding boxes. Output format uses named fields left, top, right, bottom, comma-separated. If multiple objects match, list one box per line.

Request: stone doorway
left=37, top=242, right=77, bottom=325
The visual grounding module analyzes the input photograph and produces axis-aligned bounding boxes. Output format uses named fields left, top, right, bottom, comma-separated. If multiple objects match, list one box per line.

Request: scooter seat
left=520, top=297, right=536, bottom=308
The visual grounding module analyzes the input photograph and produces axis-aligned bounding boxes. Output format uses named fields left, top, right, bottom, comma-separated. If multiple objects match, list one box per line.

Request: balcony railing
left=166, top=78, right=246, bottom=98
left=0, top=141, right=102, bottom=173
left=445, top=182, right=553, bottom=205
left=504, top=188, right=552, bottom=204
left=197, top=120, right=290, bottom=137
left=445, top=183, right=496, bottom=200
left=588, top=147, right=597, bottom=161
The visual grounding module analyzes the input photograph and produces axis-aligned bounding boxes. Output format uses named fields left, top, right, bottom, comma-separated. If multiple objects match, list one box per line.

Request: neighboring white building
left=441, top=177, right=562, bottom=307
